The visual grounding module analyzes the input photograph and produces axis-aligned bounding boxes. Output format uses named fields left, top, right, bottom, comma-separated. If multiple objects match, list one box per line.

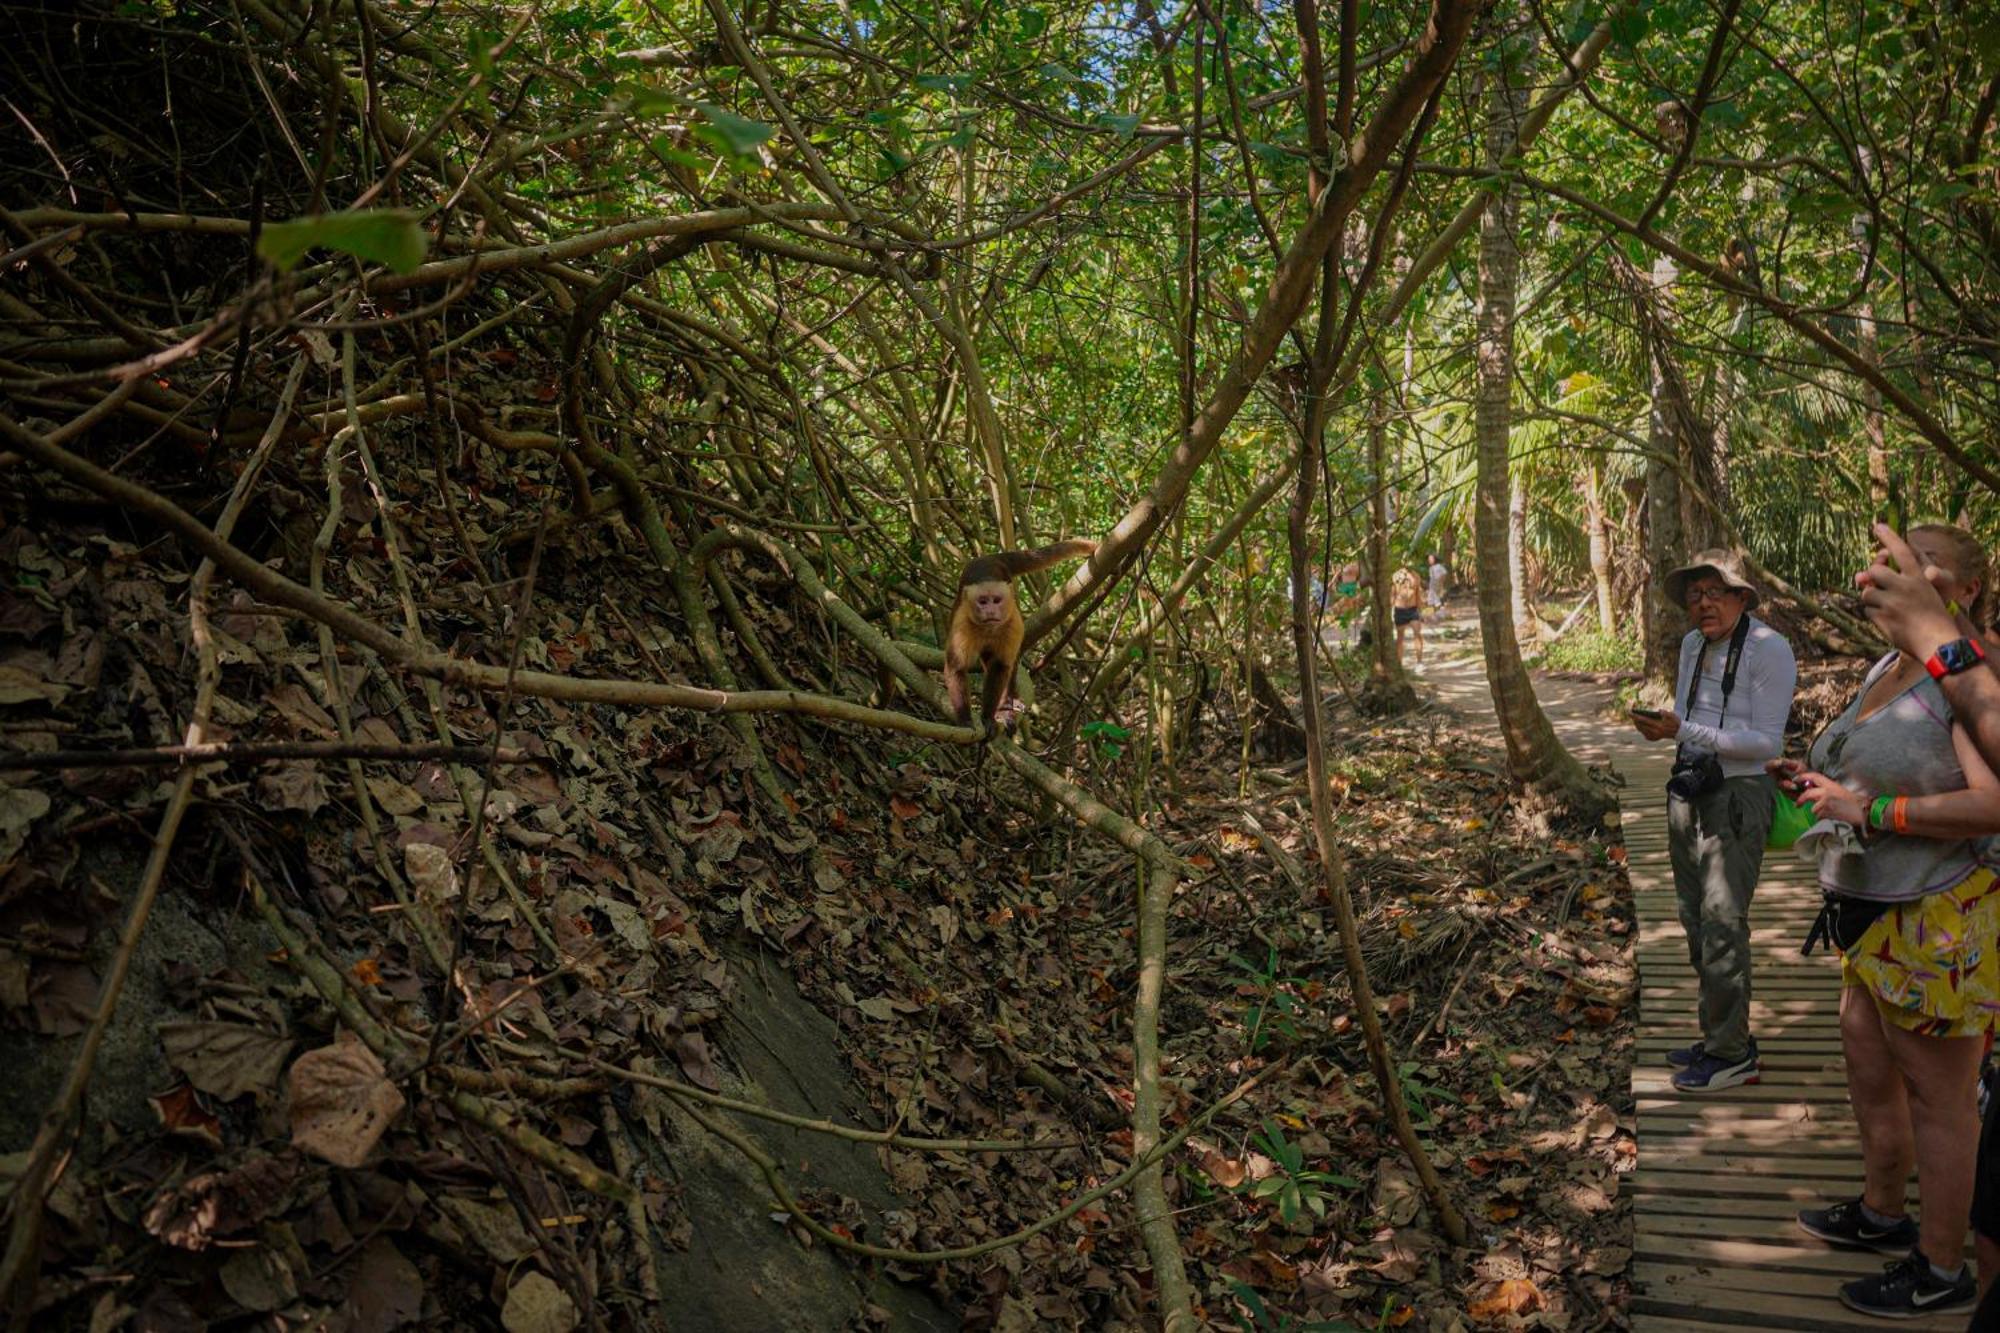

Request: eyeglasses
left=1685, top=586, right=1739, bottom=606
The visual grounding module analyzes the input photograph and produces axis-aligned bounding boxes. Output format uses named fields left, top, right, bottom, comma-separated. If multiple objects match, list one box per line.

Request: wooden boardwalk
left=1420, top=625, right=1971, bottom=1329
left=1615, top=742, right=1969, bottom=1331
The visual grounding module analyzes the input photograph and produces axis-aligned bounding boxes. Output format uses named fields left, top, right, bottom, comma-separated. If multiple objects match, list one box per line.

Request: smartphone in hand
left=1629, top=706, right=1664, bottom=720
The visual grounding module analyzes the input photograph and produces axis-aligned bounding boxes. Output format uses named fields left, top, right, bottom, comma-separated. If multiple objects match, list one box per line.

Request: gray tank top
left=1806, top=653, right=1983, bottom=902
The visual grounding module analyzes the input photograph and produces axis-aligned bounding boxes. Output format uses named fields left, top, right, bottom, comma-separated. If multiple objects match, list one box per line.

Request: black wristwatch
left=1924, top=636, right=1987, bottom=680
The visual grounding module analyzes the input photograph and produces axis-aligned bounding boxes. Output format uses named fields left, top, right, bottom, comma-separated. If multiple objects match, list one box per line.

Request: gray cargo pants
left=1666, top=774, right=1775, bottom=1064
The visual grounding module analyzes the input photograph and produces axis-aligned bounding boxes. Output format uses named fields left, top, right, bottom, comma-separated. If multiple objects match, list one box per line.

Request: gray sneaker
left=1797, top=1197, right=1919, bottom=1254
left=1839, top=1249, right=1975, bottom=1317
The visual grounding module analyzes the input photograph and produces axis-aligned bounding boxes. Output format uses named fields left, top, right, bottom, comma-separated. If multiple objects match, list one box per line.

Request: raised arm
left=1860, top=523, right=2000, bottom=772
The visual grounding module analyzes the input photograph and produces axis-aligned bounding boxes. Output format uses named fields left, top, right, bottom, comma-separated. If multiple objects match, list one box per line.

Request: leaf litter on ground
left=0, top=438, right=1635, bottom=1332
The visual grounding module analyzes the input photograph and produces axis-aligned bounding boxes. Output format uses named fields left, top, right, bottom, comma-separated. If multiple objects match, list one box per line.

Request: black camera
left=1665, top=747, right=1724, bottom=803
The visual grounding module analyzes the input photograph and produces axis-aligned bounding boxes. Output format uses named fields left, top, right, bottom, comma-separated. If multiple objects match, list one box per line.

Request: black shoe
left=1839, top=1249, right=1975, bottom=1318
left=1797, top=1198, right=1919, bottom=1254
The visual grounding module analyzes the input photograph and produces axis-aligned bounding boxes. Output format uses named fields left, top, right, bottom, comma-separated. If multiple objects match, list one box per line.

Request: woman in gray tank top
left=1778, top=524, right=2000, bottom=1318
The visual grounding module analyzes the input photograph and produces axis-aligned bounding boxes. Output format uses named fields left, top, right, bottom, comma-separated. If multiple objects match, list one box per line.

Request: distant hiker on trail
left=1391, top=566, right=1425, bottom=669
left=1426, top=554, right=1448, bottom=612
left=1774, top=523, right=1998, bottom=1320
left=1628, top=549, right=1797, bottom=1095
left=1332, top=561, right=1367, bottom=649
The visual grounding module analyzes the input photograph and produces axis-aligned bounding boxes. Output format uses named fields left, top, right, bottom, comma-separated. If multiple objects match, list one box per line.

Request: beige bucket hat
left=1664, top=547, right=1760, bottom=610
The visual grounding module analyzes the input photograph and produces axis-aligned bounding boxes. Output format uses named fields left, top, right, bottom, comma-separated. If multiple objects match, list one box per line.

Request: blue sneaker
left=1668, top=1035, right=1756, bottom=1070
left=1670, top=1047, right=1759, bottom=1092
left=1666, top=1040, right=1704, bottom=1069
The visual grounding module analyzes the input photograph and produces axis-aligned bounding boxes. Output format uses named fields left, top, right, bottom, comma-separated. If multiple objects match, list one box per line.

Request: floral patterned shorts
left=1841, top=865, right=2000, bottom=1038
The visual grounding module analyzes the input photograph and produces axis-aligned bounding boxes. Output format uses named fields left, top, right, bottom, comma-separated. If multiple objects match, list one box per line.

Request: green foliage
left=1537, top=627, right=1641, bottom=674
left=1081, top=720, right=1130, bottom=759
left=693, top=103, right=776, bottom=157
left=1226, top=946, right=1305, bottom=1054
left=1235, top=1120, right=1357, bottom=1225
left=257, top=211, right=428, bottom=274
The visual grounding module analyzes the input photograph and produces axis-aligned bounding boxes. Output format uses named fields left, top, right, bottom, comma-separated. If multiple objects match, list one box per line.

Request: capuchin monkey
left=945, top=540, right=1097, bottom=732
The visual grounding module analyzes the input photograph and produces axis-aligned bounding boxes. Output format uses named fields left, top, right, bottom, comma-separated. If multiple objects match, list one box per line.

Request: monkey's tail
left=963, top=539, right=1098, bottom=585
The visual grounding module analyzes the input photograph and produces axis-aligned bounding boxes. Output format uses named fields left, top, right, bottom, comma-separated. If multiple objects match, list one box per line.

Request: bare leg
left=1412, top=618, right=1424, bottom=665
left=1841, top=984, right=1915, bottom=1219
left=1880, top=1014, right=1983, bottom=1264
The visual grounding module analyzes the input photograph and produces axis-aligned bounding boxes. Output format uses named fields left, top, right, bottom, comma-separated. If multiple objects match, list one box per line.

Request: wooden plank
left=1631, top=1232, right=1917, bottom=1275
left=1637, top=1149, right=1881, bottom=1178
left=1642, top=1133, right=1866, bottom=1158
left=1628, top=1171, right=1866, bottom=1200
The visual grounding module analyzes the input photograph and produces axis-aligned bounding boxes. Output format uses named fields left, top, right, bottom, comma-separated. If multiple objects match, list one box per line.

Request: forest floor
left=0, top=527, right=1646, bottom=1333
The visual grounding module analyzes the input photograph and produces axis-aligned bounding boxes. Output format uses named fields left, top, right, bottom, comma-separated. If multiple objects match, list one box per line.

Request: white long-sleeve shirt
left=1673, top=616, right=1797, bottom=778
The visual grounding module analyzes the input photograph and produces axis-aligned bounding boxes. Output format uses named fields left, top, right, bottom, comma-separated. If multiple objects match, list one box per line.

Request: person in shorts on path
left=1426, top=553, right=1448, bottom=612
left=1630, top=549, right=1798, bottom=1093
left=1776, top=523, right=2000, bottom=1320
left=1391, top=566, right=1425, bottom=669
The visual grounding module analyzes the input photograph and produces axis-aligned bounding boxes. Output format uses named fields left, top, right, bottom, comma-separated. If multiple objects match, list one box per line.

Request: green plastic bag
left=1769, top=788, right=1814, bottom=851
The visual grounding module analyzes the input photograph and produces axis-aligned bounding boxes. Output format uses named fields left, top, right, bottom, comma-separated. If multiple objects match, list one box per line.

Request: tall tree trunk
left=1367, top=393, right=1413, bottom=702
left=1472, top=10, right=1609, bottom=817
left=1861, top=296, right=1890, bottom=512
left=1508, top=475, right=1533, bottom=644
left=1586, top=453, right=1615, bottom=634
left=1642, top=251, right=1685, bottom=693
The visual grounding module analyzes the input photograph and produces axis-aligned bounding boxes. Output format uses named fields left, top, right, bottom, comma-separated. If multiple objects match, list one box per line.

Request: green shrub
left=1537, top=626, right=1641, bottom=674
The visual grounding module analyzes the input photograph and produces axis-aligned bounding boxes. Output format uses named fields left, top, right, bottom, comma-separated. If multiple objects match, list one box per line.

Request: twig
left=583, top=1056, right=1078, bottom=1153
left=0, top=741, right=550, bottom=771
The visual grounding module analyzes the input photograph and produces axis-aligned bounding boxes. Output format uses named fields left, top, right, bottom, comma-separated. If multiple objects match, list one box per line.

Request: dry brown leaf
left=287, top=1031, right=405, bottom=1167
left=149, top=1082, right=223, bottom=1147
left=501, top=1271, right=579, bottom=1333
left=256, top=760, right=328, bottom=814
left=404, top=842, right=460, bottom=902
left=1468, top=1276, right=1543, bottom=1322
left=159, top=1021, right=294, bottom=1103
left=0, top=664, right=66, bottom=705
left=341, top=1238, right=425, bottom=1333
left=1196, top=1149, right=1246, bottom=1189
left=142, top=1153, right=301, bottom=1250
left=267, top=683, right=340, bottom=738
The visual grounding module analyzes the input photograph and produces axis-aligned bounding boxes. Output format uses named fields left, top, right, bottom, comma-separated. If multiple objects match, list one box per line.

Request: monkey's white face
left=966, top=581, right=1013, bottom=625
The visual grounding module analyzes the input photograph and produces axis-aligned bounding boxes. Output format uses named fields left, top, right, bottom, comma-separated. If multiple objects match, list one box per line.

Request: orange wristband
left=1891, top=796, right=1910, bottom=834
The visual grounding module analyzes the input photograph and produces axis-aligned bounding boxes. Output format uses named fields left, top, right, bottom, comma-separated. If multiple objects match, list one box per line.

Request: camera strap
left=1683, top=613, right=1754, bottom=728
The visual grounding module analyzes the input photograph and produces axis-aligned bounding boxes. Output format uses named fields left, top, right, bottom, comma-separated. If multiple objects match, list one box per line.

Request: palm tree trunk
left=1368, top=395, right=1408, bottom=693
left=1586, top=454, right=1615, bottom=633
left=1509, top=476, right=1534, bottom=644
left=1472, top=8, right=1610, bottom=818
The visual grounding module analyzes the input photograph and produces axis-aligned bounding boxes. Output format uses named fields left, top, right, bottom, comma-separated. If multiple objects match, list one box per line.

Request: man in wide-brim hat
left=1631, top=547, right=1798, bottom=1093
left=1663, top=547, right=1761, bottom=623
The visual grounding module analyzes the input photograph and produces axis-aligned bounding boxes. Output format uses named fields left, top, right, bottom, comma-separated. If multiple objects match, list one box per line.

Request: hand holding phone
left=1629, top=706, right=1663, bottom=720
